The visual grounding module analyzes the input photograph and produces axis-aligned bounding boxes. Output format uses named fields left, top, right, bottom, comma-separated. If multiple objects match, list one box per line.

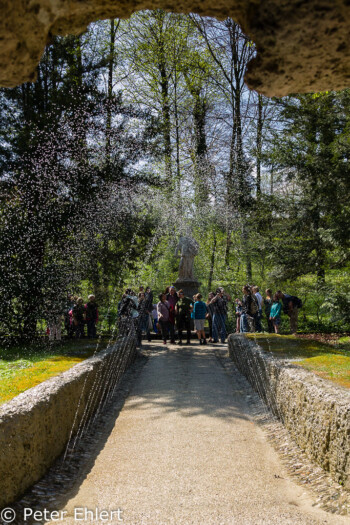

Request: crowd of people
left=234, top=286, right=302, bottom=336
left=117, top=284, right=303, bottom=346
left=117, top=285, right=232, bottom=346
left=47, top=284, right=302, bottom=344
left=47, top=294, right=99, bottom=341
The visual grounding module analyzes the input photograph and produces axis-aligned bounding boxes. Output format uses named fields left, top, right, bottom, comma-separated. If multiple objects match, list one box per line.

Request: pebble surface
left=46, top=343, right=350, bottom=525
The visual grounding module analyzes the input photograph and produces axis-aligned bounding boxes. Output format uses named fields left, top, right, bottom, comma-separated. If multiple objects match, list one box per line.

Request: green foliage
left=266, top=91, right=350, bottom=282
left=320, top=287, right=350, bottom=326
left=0, top=11, right=350, bottom=344
left=0, top=29, right=160, bottom=341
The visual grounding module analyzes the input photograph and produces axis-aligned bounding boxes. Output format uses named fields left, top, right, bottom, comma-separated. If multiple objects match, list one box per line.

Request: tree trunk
left=174, top=66, right=181, bottom=195
left=315, top=243, right=326, bottom=285
left=256, top=94, right=263, bottom=196
left=208, top=230, right=217, bottom=291
left=51, top=39, right=58, bottom=95
left=242, top=223, right=252, bottom=282
left=21, top=237, right=45, bottom=340
left=106, top=19, right=115, bottom=166
left=270, top=166, right=274, bottom=195
left=22, top=316, right=38, bottom=341
left=192, top=92, right=209, bottom=205
left=224, top=229, right=231, bottom=267
left=158, top=52, right=172, bottom=186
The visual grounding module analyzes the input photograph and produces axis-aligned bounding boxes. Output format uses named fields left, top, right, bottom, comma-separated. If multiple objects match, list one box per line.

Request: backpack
left=283, top=294, right=303, bottom=313
left=250, top=296, right=259, bottom=315
left=293, top=296, right=303, bottom=309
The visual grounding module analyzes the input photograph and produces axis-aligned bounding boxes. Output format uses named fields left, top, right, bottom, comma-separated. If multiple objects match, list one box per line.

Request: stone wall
left=228, top=334, right=350, bottom=489
left=0, top=337, right=137, bottom=508
left=1, top=0, right=350, bottom=96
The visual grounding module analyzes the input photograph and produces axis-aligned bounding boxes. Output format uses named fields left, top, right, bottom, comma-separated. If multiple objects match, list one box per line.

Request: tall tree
left=190, top=16, right=254, bottom=273
left=124, top=11, right=182, bottom=187
left=267, top=90, right=350, bottom=283
left=0, top=27, right=159, bottom=339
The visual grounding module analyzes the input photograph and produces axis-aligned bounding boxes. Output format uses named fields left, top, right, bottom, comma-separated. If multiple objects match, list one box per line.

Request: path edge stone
left=228, top=333, right=350, bottom=490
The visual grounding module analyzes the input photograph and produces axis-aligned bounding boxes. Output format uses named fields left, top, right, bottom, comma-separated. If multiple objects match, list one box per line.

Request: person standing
left=166, top=286, right=178, bottom=344
left=85, top=295, right=99, bottom=338
left=175, top=290, right=193, bottom=344
left=157, top=293, right=171, bottom=344
left=48, top=315, right=62, bottom=341
left=235, top=299, right=243, bottom=333
left=144, top=286, right=153, bottom=342
left=252, top=286, right=263, bottom=332
left=193, top=293, right=207, bottom=344
left=206, top=292, right=215, bottom=342
left=65, top=294, right=75, bottom=338
left=151, top=304, right=158, bottom=334
left=276, top=291, right=302, bottom=335
left=130, top=290, right=139, bottom=317
left=145, top=286, right=153, bottom=305
left=129, top=290, right=139, bottom=339
left=137, top=292, right=149, bottom=347
left=239, top=285, right=258, bottom=333
left=118, top=289, right=137, bottom=336
left=264, top=289, right=274, bottom=333
left=47, top=299, right=63, bottom=342
left=72, top=297, right=86, bottom=338
left=269, top=294, right=282, bottom=333
left=210, top=288, right=229, bottom=343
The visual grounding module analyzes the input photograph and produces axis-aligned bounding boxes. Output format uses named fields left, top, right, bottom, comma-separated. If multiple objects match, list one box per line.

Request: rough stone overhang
left=1, top=0, right=349, bottom=96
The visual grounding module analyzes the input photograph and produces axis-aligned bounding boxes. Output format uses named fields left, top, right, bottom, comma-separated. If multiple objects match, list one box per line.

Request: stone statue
left=175, top=236, right=199, bottom=281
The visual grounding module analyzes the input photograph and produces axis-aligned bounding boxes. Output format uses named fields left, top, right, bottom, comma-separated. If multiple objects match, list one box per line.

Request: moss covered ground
left=0, top=339, right=109, bottom=406
left=247, top=334, right=350, bottom=389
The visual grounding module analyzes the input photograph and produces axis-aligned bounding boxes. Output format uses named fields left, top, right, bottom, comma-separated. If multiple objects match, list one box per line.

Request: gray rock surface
left=0, top=0, right=350, bottom=95
left=228, top=334, right=350, bottom=490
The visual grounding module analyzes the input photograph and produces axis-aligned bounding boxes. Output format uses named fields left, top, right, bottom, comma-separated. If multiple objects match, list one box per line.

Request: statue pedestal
left=174, top=279, right=201, bottom=299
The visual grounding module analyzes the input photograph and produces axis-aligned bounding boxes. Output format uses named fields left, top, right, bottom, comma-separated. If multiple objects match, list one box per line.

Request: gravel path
left=50, top=343, right=350, bottom=525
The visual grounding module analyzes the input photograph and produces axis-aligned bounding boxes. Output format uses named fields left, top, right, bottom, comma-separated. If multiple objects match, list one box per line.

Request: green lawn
left=0, top=339, right=110, bottom=406
left=247, top=334, right=350, bottom=389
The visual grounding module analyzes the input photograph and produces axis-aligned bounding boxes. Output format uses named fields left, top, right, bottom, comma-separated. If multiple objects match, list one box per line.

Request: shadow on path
left=123, top=343, right=250, bottom=422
